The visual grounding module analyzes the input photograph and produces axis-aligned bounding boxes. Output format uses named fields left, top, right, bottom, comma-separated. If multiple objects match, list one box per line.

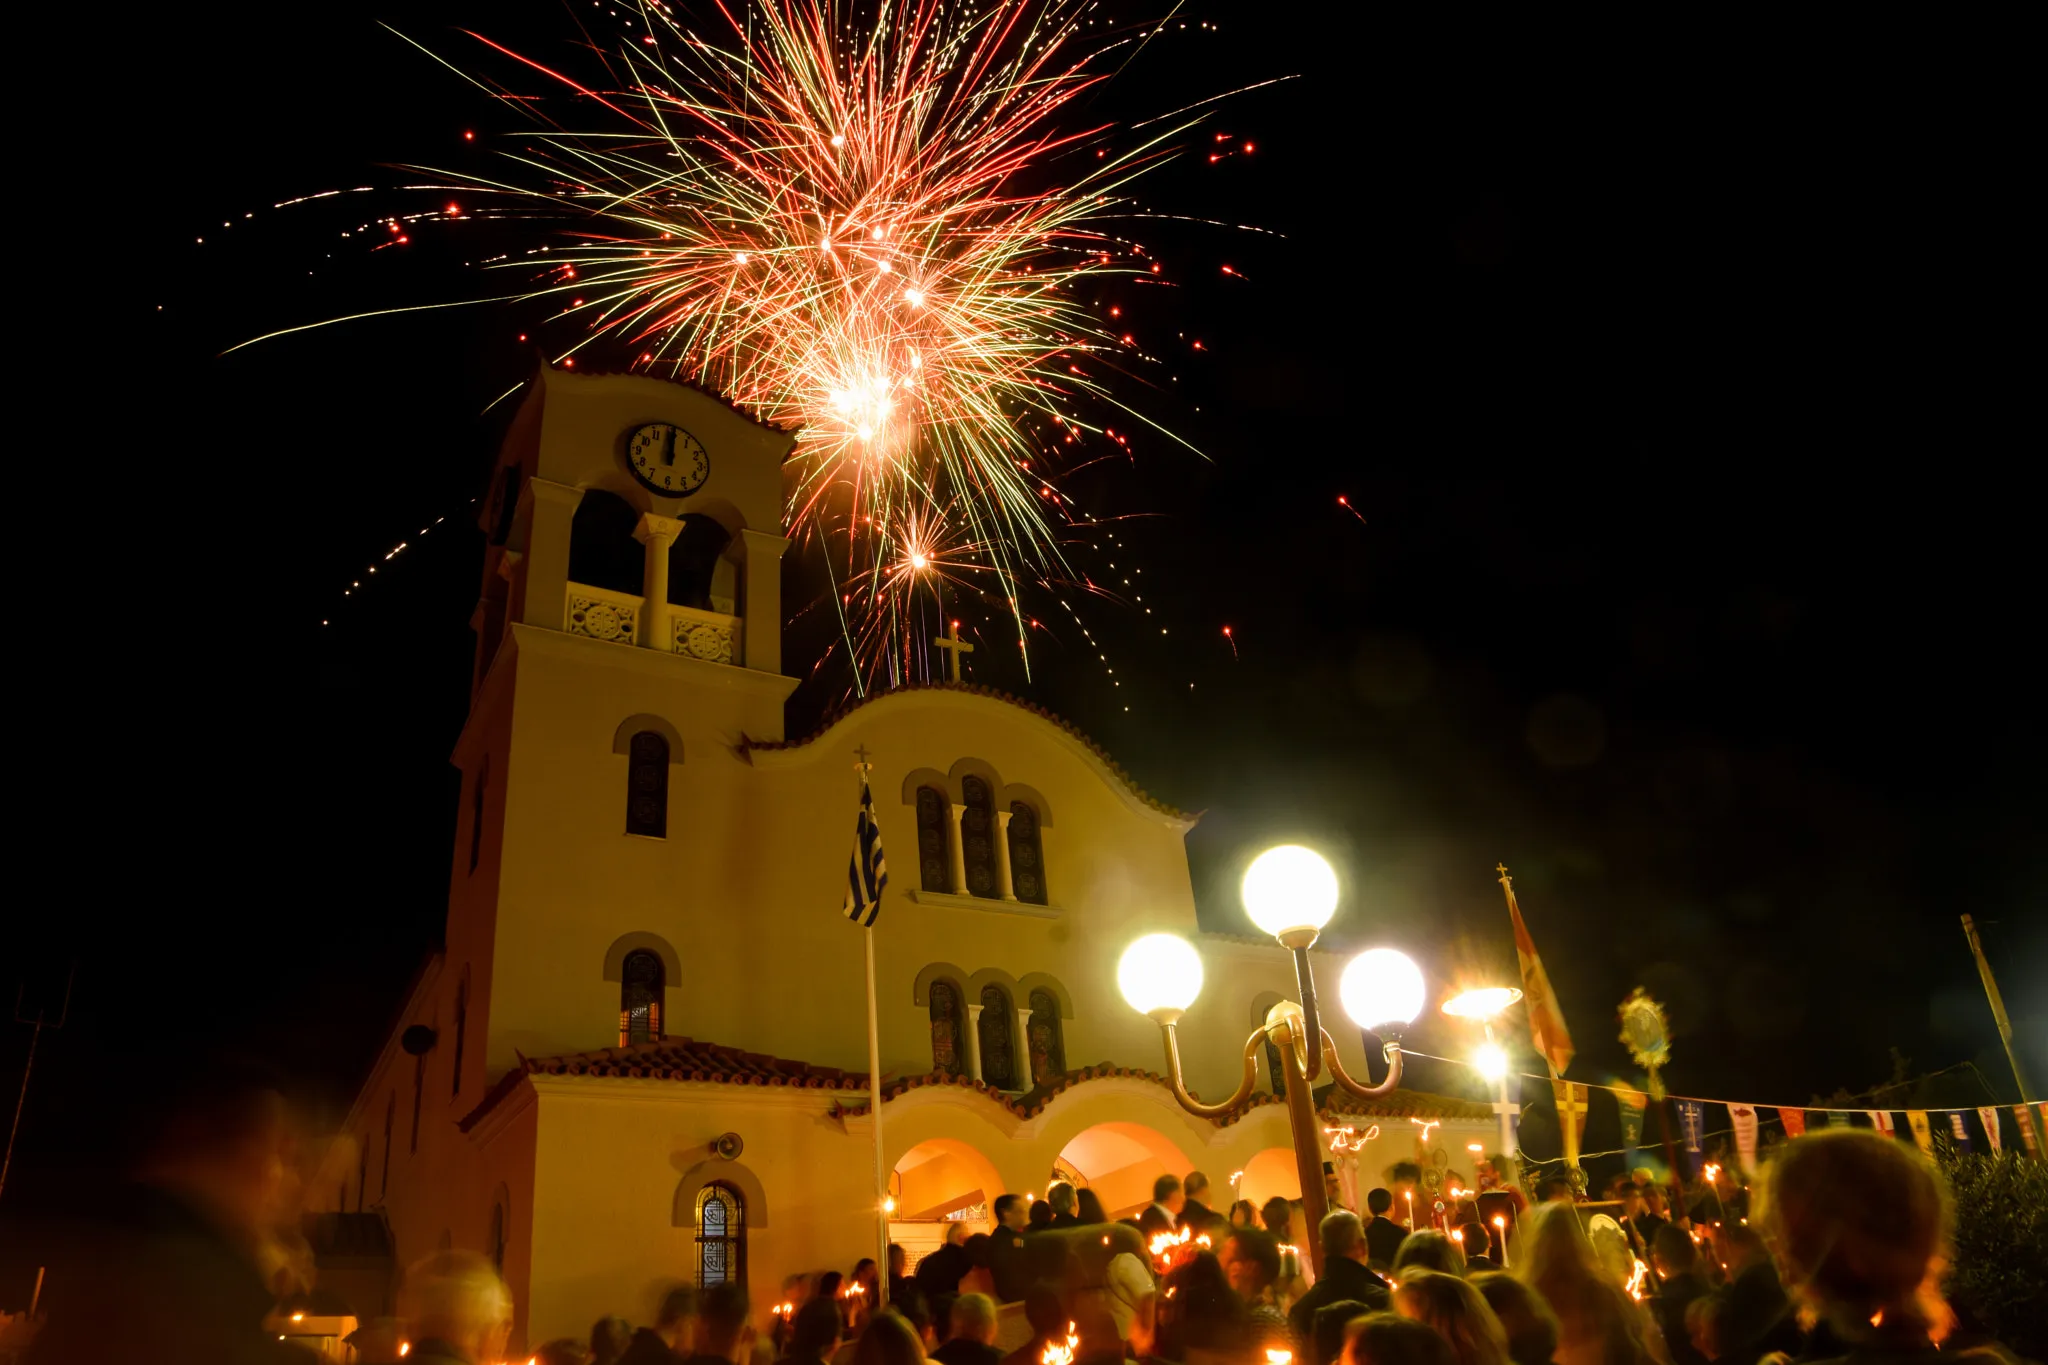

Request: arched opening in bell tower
left=567, top=489, right=644, bottom=596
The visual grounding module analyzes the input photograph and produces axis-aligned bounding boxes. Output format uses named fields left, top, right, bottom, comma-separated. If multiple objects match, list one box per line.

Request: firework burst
left=400, top=0, right=1200, bottom=691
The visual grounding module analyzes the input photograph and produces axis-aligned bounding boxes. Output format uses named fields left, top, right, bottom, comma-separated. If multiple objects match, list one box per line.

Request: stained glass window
left=1008, top=801, right=1047, bottom=904
left=1265, top=1037, right=1286, bottom=1098
left=696, top=1183, right=746, bottom=1288
left=1027, top=989, right=1065, bottom=1086
left=621, top=950, right=665, bottom=1046
left=627, top=732, right=669, bottom=837
left=929, top=979, right=965, bottom=1077
left=916, top=786, right=950, bottom=891
left=979, top=985, right=1016, bottom=1089
left=961, top=776, right=997, bottom=898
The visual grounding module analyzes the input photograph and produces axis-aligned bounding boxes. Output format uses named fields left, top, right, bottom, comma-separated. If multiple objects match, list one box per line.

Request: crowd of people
left=8, top=1058, right=2025, bottom=1365
left=351, top=1137, right=2017, bottom=1365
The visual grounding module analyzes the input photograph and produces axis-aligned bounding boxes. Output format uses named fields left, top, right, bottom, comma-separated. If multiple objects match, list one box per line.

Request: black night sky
left=6, top=1, right=2041, bottom=1302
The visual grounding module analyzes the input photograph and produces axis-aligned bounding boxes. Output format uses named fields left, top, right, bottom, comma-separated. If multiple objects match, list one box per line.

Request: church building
left=314, top=366, right=1490, bottom=1349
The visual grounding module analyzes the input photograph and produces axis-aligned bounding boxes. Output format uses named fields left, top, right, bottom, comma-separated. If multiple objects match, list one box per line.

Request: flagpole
left=864, top=920, right=889, bottom=1304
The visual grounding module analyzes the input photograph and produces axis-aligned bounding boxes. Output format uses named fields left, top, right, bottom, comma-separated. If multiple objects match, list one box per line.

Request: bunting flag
left=1906, top=1110, right=1934, bottom=1154
left=841, top=775, right=889, bottom=927
left=1977, top=1107, right=2003, bottom=1153
left=1729, top=1104, right=1760, bottom=1174
left=1868, top=1111, right=1896, bottom=1138
left=1562, top=1079, right=1592, bottom=1166
left=1500, top=867, right=1576, bottom=1076
left=1616, top=1084, right=1648, bottom=1167
left=1826, top=1111, right=1851, bottom=1129
left=1676, top=1099, right=1706, bottom=1173
left=1947, top=1113, right=1973, bottom=1155
left=2015, top=1105, right=2041, bottom=1158
left=1778, top=1107, right=1806, bottom=1139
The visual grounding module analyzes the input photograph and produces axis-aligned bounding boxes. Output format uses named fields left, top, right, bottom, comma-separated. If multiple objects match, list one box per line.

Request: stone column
left=993, top=808, right=1018, bottom=901
left=520, top=480, right=585, bottom=628
left=964, top=1003, right=986, bottom=1083
left=734, top=528, right=792, bottom=673
left=1015, top=1005, right=1034, bottom=1088
left=634, top=513, right=683, bottom=651
left=947, top=803, right=969, bottom=896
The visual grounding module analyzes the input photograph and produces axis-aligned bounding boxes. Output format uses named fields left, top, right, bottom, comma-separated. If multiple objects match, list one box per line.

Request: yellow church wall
left=519, top=1078, right=880, bottom=1349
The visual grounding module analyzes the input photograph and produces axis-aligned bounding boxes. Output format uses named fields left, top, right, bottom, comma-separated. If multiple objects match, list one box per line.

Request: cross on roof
left=852, top=743, right=873, bottom=773
left=934, top=618, right=975, bottom=682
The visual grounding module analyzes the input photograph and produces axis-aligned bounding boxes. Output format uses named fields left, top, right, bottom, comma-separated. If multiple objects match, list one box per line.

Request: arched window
left=1264, top=1037, right=1286, bottom=1098
left=451, top=968, right=469, bottom=1097
left=1008, top=800, right=1047, bottom=904
left=1027, top=989, right=1065, bottom=1086
left=916, top=786, right=950, bottom=891
left=929, top=979, right=965, bottom=1077
left=567, top=489, right=645, bottom=595
left=670, top=515, right=735, bottom=611
left=695, top=1182, right=746, bottom=1288
left=409, top=1048, right=426, bottom=1155
left=960, top=775, right=997, bottom=898
left=380, top=1094, right=395, bottom=1199
left=620, top=949, right=665, bottom=1046
left=978, top=985, right=1017, bottom=1090
left=626, top=731, right=669, bottom=837
left=356, top=1141, right=367, bottom=1212
left=468, top=755, right=489, bottom=873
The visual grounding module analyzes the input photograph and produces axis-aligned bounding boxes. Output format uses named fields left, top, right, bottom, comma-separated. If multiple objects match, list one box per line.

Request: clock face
left=625, top=423, right=711, bottom=497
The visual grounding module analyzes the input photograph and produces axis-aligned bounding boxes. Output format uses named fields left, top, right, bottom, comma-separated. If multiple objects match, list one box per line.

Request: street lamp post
left=1118, top=846, right=1424, bottom=1277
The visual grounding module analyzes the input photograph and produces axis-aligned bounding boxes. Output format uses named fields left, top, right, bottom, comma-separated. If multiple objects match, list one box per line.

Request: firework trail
left=386, top=0, right=1209, bottom=693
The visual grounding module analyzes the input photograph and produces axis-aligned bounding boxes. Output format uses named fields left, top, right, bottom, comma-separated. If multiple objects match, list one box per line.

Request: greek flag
left=843, top=778, right=888, bottom=927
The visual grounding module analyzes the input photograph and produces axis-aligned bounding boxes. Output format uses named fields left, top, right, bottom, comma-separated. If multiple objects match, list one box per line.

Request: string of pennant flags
left=1482, top=868, right=2043, bottom=1181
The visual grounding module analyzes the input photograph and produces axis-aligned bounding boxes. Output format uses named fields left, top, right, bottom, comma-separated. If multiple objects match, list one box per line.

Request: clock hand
left=662, top=428, right=677, bottom=466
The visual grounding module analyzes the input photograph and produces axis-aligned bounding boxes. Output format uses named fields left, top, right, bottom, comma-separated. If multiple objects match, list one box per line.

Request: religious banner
left=1947, top=1113, right=1973, bottom=1155
left=1977, top=1107, right=2003, bottom=1153
left=2015, top=1105, right=2041, bottom=1158
left=1676, top=1099, right=1706, bottom=1172
left=1906, top=1111, right=1934, bottom=1154
left=1729, top=1104, right=1760, bottom=1174
left=1616, top=1084, right=1648, bottom=1167
left=1502, top=868, right=1576, bottom=1076
left=1553, top=1078, right=1590, bottom=1168
left=1826, top=1112, right=1851, bottom=1128
left=1867, top=1111, right=1895, bottom=1138
left=1778, top=1107, right=1807, bottom=1139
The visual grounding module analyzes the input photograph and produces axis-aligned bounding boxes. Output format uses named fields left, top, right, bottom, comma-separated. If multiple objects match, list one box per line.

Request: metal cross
left=852, top=743, right=873, bottom=773
left=934, top=618, right=976, bottom=682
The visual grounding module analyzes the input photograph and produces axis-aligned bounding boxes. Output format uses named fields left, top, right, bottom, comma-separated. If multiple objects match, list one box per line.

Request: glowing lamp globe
left=1474, top=1042, right=1509, bottom=1082
left=1241, top=845, right=1340, bottom=941
left=1339, top=948, right=1425, bottom=1033
left=1118, top=934, right=1204, bottom=1020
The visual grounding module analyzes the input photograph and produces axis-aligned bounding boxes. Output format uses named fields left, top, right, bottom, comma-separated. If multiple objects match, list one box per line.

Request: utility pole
left=1961, top=915, right=2037, bottom=1104
left=3, top=964, right=75, bottom=1205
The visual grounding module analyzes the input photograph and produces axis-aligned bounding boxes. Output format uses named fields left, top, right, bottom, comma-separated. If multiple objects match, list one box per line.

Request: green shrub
left=1940, top=1149, right=2048, bottom=1360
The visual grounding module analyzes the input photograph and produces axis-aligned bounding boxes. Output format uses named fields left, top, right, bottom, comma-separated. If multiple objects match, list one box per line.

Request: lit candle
left=1494, top=1215, right=1510, bottom=1268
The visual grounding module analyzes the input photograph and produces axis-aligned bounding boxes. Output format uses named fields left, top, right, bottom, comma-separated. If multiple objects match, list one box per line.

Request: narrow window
left=929, top=979, right=965, bottom=1077
left=915, top=786, right=950, bottom=891
left=1008, top=800, right=1047, bottom=904
left=489, top=1193, right=508, bottom=1273
left=1265, top=1036, right=1286, bottom=1098
left=696, top=1182, right=746, bottom=1288
left=620, top=949, right=665, bottom=1046
left=469, top=755, right=489, bottom=873
left=451, top=968, right=470, bottom=1097
left=978, top=985, right=1017, bottom=1089
left=409, top=1051, right=425, bottom=1155
left=380, top=1094, right=395, bottom=1200
left=627, top=732, right=669, bottom=837
left=357, top=1142, right=367, bottom=1211
left=1027, top=988, right=1065, bottom=1086
left=960, top=775, right=997, bottom=898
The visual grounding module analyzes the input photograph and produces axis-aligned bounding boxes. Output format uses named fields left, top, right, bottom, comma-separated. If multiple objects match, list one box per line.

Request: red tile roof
left=738, top=682, right=1193, bottom=821
left=458, top=1037, right=864, bottom=1131
left=459, top=1038, right=1491, bottom=1132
